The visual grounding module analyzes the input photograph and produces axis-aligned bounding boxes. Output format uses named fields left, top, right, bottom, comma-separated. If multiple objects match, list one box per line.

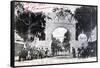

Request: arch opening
left=52, top=27, right=67, bottom=43
left=51, top=27, right=71, bottom=56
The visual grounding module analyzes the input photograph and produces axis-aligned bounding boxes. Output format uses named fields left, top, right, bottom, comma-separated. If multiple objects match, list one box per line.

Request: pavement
left=15, top=56, right=97, bottom=66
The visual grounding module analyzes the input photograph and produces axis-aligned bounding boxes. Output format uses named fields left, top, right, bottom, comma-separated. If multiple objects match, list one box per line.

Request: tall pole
left=90, top=8, right=92, bottom=42
left=28, top=12, right=31, bottom=41
left=26, top=12, right=31, bottom=48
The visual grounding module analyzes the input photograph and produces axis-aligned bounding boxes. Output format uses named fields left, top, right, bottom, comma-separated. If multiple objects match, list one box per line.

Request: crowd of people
left=18, top=41, right=97, bottom=61
left=72, top=41, right=97, bottom=58
left=18, top=46, right=49, bottom=61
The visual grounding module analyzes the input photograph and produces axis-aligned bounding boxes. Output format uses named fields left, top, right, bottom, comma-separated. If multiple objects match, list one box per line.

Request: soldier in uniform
left=45, top=48, right=49, bottom=57
left=77, top=48, right=81, bottom=58
left=19, top=47, right=28, bottom=61
left=72, top=47, right=76, bottom=58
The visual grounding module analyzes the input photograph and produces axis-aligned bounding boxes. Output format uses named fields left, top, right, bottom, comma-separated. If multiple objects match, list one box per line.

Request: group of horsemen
left=72, top=41, right=97, bottom=58
left=18, top=40, right=96, bottom=61
left=18, top=46, right=49, bottom=61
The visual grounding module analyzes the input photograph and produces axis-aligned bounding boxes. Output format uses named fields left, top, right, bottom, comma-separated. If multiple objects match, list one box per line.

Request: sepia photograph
left=11, top=1, right=97, bottom=67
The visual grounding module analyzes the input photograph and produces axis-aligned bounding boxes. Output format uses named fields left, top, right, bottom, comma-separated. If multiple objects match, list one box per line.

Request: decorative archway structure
left=44, top=8, right=77, bottom=54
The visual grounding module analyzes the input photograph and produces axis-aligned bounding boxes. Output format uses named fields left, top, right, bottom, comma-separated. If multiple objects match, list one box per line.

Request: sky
left=23, top=2, right=81, bottom=14
left=52, top=28, right=67, bottom=42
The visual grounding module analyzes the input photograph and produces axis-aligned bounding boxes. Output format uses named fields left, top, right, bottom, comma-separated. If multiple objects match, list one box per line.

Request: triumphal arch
left=42, top=8, right=77, bottom=54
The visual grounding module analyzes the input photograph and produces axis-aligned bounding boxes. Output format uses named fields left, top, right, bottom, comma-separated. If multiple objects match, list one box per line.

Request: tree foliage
left=15, top=11, right=46, bottom=41
left=63, top=30, right=70, bottom=43
left=62, top=30, right=70, bottom=49
left=15, top=2, right=46, bottom=41
left=52, top=7, right=73, bottom=20
left=74, top=6, right=97, bottom=39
